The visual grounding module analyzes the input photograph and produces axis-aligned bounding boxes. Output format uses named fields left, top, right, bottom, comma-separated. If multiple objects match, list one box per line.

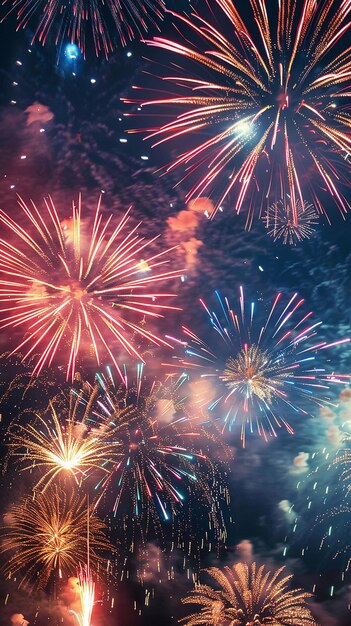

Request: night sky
left=0, top=1, right=351, bottom=625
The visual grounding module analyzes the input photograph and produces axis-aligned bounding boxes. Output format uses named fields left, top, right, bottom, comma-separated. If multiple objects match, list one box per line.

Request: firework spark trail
left=0, top=487, right=109, bottom=589
left=125, top=0, right=351, bottom=228
left=181, top=562, right=317, bottom=626
left=78, top=566, right=95, bottom=626
left=264, top=199, right=319, bottom=244
left=165, top=288, right=350, bottom=446
left=1, top=0, right=165, bottom=57
left=0, top=195, right=181, bottom=381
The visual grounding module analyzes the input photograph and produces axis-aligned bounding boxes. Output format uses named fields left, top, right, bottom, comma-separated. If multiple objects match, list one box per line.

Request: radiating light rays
left=1, top=0, right=165, bottom=57
left=166, top=288, right=350, bottom=446
left=181, top=562, right=317, bottom=626
left=1, top=487, right=109, bottom=589
left=264, top=200, right=319, bottom=245
left=0, top=195, right=181, bottom=381
left=7, top=393, right=117, bottom=492
left=125, top=0, right=351, bottom=229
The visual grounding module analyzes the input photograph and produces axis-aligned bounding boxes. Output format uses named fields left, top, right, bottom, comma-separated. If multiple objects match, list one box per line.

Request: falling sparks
left=90, top=368, right=230, bottom=549
left=1, top=0, right=165, bottom=57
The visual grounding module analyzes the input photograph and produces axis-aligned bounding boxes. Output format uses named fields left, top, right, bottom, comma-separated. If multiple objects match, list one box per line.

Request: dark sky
left=0, top=1, right=351, bottom=625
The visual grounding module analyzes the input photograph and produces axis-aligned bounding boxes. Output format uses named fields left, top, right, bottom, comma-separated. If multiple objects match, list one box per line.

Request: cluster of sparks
left=167, top=288, right=350, bottom=446
left=180, top=562, right=317, bottom=626
left=264, top=200, right=319, bottom=245
left=7, top=394, right=115, bottom=492
left=1, top=0, right=165, bottom=56
left=0, top=195, right=181, bottom=381
left=78, top=566, right=95, bottom=626
left=1, top=487, right=109, bottom=589
left=126, top=0, right=351, bottom=230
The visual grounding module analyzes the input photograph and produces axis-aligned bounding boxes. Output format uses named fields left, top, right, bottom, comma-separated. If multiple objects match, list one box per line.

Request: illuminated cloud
left=24, top=102, right=53, bottom=126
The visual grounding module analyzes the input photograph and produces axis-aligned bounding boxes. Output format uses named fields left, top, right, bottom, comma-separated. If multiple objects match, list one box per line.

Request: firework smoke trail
left=181, top=562, right=317, bottom=626
left=1, top=0, right=165, bottom=57
left=0, top=487, right=109, bottom=589
left=264, top=200, right=319, bottom=245
left=165, top=288, right=350, bottom=446
left=89, top=367, right=230, bottom=551
left=125, top=0, right=351, bottom=228
left=0, top=195, right=182, bottom=381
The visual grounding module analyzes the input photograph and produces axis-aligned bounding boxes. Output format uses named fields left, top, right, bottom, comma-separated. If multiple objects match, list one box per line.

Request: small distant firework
left=264, top=200, right=319, bottom=245
left=181, top=562, right=317, bottom=626
left=0, top=195, right=181, bottom=380
left=7, top=393, right=117, bottom=492
left=126, top=0, right=351, bottom=227
left=91, top=367, right=229, bottom=549
left=1, top=0, right=165, bottom=57
left=1, top=487, right=108, bottom=589
left=166, top=288, right=349, bottom=446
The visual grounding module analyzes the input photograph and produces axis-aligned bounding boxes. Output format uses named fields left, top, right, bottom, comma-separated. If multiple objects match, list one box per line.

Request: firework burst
left=264, top=200, right=319, bottom=245
left=0, top=195, right=181, bottom=381
left=1, top=0, right=165, bottom=57
left=1, top=487, right=109, bottom=589
left=181, top=562, right=317, bottom=626
left=7, top=390, right=118, bottom=492
left=166, top=288, right=349, bottom=446
left=126, top=0, right=351, bottom=228
left=90, top=367, right=230, bottom=550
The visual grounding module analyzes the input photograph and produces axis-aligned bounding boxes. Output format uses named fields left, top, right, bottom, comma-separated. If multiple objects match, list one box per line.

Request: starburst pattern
left=7, top=391, right=117, bottom=492
left=1, top=487, right=109, bottom=589
left=126, top=0, right=351, bottom=228
left=181, top=562, right=317, bottom=626
left=0, top=195, right=181, bottom=380
left=166, top=288, right=349, bottom=446
left=264, top=200, right=319, bottom=245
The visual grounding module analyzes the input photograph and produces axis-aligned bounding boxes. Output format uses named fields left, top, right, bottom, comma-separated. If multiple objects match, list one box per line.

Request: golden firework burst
left=181, top=562, right=317, bottom=625
left=221, top=344, right=284, bottom=404
left=1, top=487, right=109, bottom=589
left=7, top=391, right=118, bottom=492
